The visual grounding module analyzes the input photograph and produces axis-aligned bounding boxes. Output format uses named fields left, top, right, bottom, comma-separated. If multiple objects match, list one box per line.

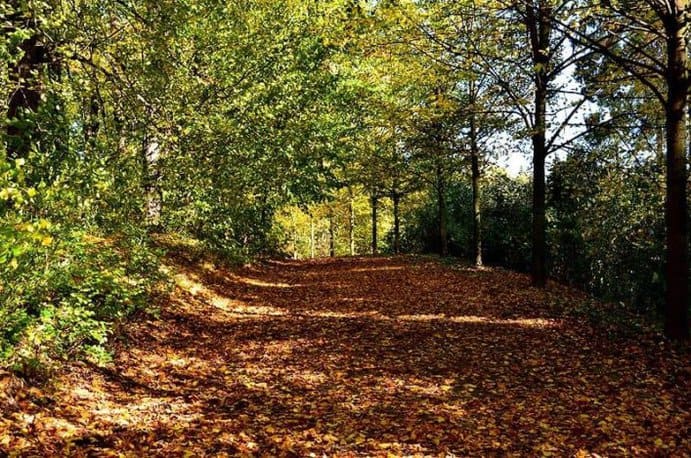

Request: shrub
left=1, top=189, right=163, bottom=379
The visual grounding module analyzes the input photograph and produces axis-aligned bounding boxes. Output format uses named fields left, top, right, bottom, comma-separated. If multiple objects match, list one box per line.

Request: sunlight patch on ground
left=173, top=272, right=208, bottom=295
left=265, top=259, right=301, bottom=266
left=209, top=295, right=251, bottom=312
left=348, top=266, right=405, bottom=273
left=71, top=386, right=97, bottom=400
left=91, top=398, right=198, bottom=427
left=403, top=377, right=457, bottom=398
left=258, top=341, right=303, bottom=359
left=225, top=272, right=295, bottom=288
left=397, top=314, right=560, bottom=328
left=284, top=369, right=330, bottom=387
left=172, top=276, right=561, bottom=330
left=226, top=304, right=286, bottom=316
left=174, top=270, right=287, bottom=315
left=18, top=415, right=84, bottom=442
left=302, top=310, right=388, bottom=319
left=167, top=356, right=191, bottom=368
left=199, top=261, right=216, bottom=272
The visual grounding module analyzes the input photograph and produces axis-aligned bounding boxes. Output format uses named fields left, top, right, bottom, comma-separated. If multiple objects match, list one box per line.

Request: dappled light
left=1, top=256, right=688, bottom=455
left=397, top=314, right=561, bottom=329
left=1, top=0, right=689, bottom=454
left=170, top=257, right=564, bottom=330
left=348, top=266, right=406, bottom=273
left=226, top=273, right=296, bottom=289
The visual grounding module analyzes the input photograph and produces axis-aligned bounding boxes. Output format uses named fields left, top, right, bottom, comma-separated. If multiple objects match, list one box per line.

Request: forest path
left=2, top=255, right=689, bottom=456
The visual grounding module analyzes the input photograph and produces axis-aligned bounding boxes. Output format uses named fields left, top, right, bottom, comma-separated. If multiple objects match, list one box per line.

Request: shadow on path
left=1, top=255, right=689, bottom=456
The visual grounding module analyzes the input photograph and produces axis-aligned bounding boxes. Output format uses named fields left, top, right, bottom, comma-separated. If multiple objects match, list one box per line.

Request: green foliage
left=1, top=219, right=163, bottom=378
left=548, top=150, right=667, bottom=315
left=274, top=187, right=393, bottom=259
left=2, top=0, right=373, bottom=378
left=401, top=170, right=531, bottom=268
left=0, top=141, right=162, bottom=378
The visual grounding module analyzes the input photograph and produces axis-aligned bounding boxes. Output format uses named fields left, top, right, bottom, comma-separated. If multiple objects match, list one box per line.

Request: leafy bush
left=1, top=158, right=164, bottom=379
left=401, top=170, right=532, bottom=270
left=1, top=226, right=163, bottom=379
left=548, top=151, right=668, bottom=315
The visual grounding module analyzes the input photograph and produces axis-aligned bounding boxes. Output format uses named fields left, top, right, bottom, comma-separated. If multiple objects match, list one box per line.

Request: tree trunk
left=329, top=210, right=335, bottom=258
left=349, top=192, right=355, bottom=256
left=141, top=133, right=161, bottom=228
left=310, top=215, right=315, bottom=259
left=527, top=1, right=551, bottom=288
left=84, top=93, right=101, bottom=145
left=371, top=194, right=378, bottom=255
left=663, top=11, right=689, bottom=340
left=436, top=164, right=448, bottom=257
left=393, top=192, right=401, bottom=254
left=531, top=106, right=547, bottom=288
left=470, top=111, right=483, bottom=267
left=6, top=29, right=46, bottom=158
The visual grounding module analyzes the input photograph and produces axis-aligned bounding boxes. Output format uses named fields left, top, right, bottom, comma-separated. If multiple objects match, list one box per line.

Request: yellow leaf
left=323, top=433, right=338, bottom=443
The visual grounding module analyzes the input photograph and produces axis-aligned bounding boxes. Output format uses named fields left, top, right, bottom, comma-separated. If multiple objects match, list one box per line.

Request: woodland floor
left=1, top=254, right=690, bottom=457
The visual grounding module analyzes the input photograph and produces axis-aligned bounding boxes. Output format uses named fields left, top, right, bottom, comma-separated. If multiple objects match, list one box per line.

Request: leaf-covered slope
left=1, top=256, right=689, bottom=456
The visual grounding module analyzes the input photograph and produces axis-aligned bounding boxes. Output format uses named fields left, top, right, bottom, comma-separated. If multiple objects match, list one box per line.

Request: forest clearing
left=1, top=253, right=689, bottom=456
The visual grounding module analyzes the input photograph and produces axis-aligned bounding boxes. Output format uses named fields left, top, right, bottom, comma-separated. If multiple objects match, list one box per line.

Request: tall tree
left=482, top=0, right=601, bottom=286
left=555, top=0, right=689, bottom=340
left=3, top=1, right=52, bottom=159
left=414, top=0, right=516, bottom=266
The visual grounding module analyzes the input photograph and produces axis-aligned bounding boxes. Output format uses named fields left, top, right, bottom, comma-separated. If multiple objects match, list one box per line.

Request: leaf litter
left=1, top=255, right=688, bottom=456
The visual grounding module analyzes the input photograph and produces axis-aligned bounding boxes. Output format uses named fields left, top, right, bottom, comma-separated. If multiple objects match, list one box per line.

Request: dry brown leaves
left=1, top=255, right=689, bottom=456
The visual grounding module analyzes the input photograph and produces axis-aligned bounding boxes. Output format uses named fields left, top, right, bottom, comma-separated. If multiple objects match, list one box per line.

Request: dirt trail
left=1, top=256, right=689, bottom=456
